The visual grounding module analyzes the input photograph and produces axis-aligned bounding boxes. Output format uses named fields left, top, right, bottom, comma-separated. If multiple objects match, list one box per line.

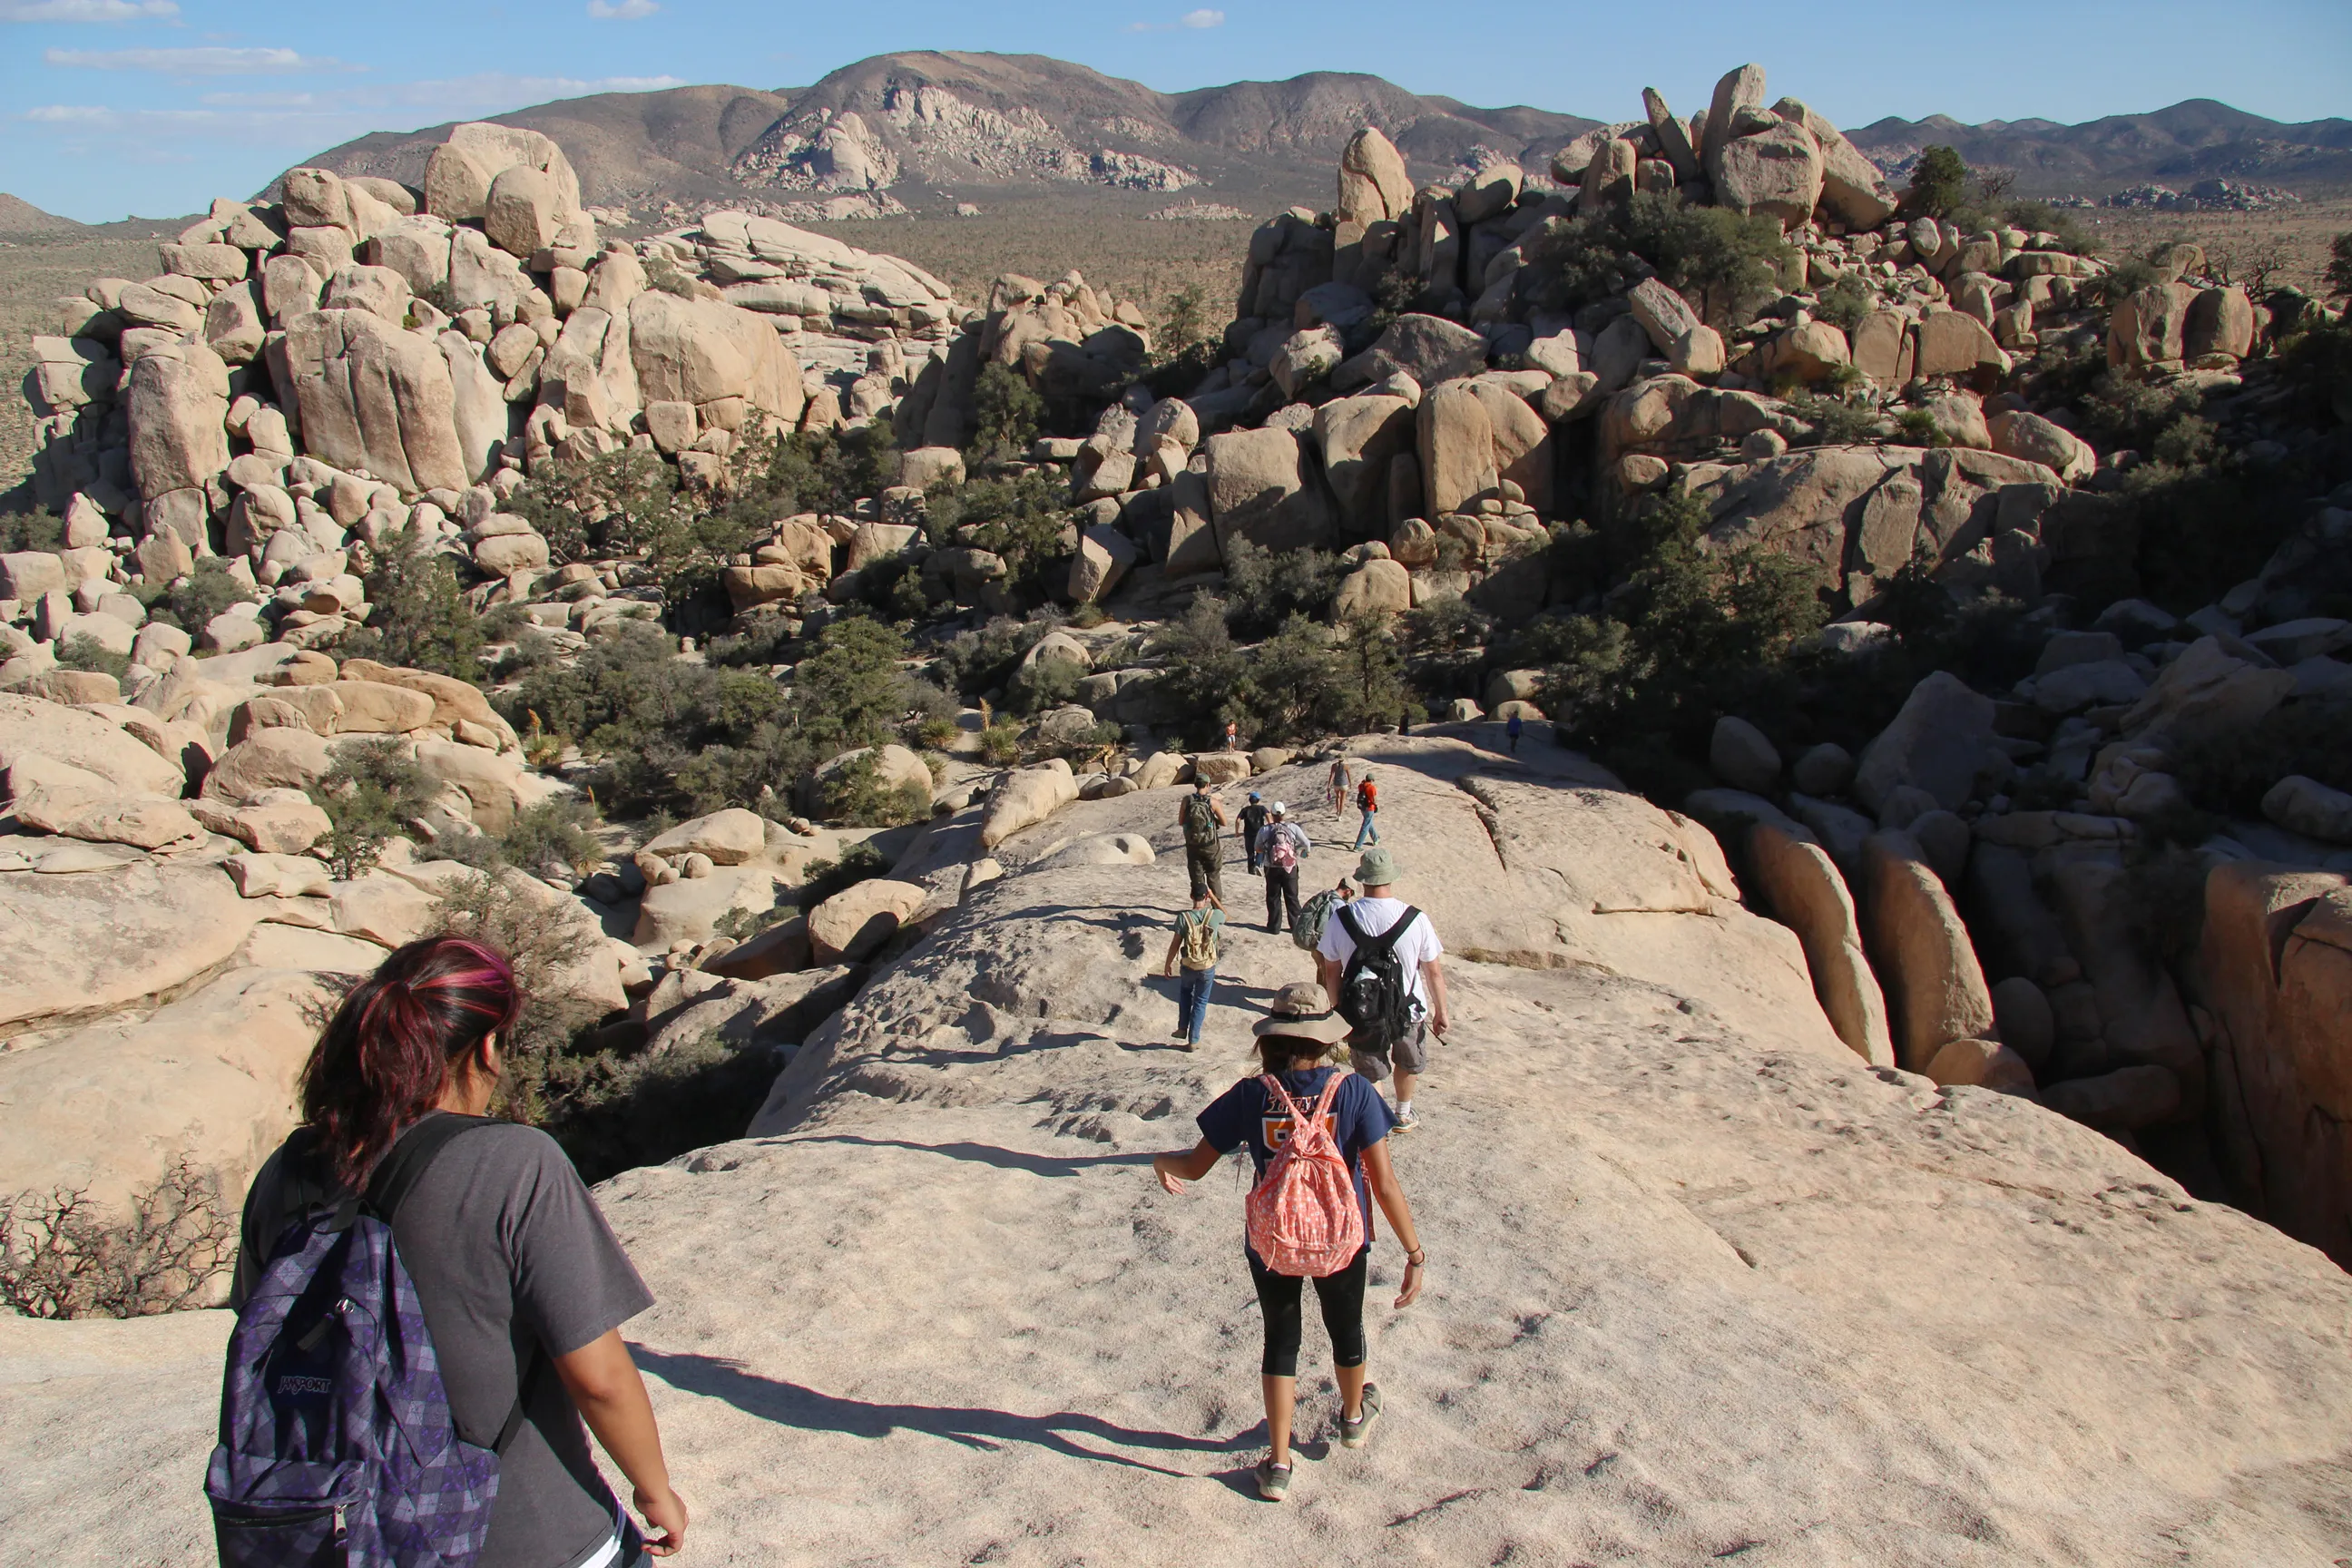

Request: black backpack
left=1335, top=904, right=1422, bottom=1047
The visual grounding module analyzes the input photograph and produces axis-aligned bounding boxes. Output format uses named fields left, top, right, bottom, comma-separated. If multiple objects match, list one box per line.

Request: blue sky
left=3, top=0, right=2346, bottom=223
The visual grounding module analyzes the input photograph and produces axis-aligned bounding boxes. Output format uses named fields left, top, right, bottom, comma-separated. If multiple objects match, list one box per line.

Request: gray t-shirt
left=234, top=1118, right=655, bottom=1568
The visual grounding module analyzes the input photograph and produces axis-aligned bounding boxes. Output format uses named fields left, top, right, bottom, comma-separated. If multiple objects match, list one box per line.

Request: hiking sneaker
left=1339, top=1384, right=1384, bottom=1450
left=1390, top=1109, right=1419, bottom=1135
left=1254, top=1458, right=1293, bottom=1501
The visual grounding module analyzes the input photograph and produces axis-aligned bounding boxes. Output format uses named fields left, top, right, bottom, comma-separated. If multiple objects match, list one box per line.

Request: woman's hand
left=1152, top=1153, right=1189, bottom=1195
left=1396, top=1253, right=1426, bottom=1308
left=636, top=1482, right=688, bottom=1556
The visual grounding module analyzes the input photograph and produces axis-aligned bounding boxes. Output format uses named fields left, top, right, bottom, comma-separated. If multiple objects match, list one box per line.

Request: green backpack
left=1181, top=792, right=1219, bottom=851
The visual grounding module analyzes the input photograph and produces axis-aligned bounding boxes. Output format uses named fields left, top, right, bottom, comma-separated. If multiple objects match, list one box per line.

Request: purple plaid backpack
left=207, top=1114, right=536, bottom=1567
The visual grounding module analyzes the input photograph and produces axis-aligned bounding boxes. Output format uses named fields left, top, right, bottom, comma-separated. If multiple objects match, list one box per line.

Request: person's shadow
left=631, top=1348, right=1259, bottom=1478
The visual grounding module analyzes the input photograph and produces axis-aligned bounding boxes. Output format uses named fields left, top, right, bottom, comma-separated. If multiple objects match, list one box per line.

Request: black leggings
left=1248, top=1247, right=1369, bottom=1378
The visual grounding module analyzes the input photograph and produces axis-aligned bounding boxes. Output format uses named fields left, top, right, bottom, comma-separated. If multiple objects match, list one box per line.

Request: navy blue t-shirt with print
left=1197, top=1067, right=1396, bottom=1259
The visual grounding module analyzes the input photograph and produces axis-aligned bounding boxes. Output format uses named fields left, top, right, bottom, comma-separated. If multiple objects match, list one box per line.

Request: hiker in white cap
left=1152, top=981, right=1425, bottom=1503
left=1316, top=847, right=1447, bottom=1133
left=1254, top=801, right=1310, bottom=935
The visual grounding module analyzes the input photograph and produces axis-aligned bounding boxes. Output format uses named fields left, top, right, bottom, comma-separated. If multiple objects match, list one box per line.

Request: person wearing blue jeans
left=1352, top=771, right=1381, bottom=848
left=1161, top=888, right=1225, bottom=1050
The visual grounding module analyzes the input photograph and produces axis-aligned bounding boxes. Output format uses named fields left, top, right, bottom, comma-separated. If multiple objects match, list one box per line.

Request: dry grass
left=2082, top=198, right=2351, bottom=293
left=787, top=192, right=1252, bottom=323
left=0, top=225, right=168, bottom=497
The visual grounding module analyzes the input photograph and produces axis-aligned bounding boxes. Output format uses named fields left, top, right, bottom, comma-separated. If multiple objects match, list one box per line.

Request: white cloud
left=21, top=71, right=689, bottom=147
left=586, top=0, right=658, bottom=15
left=44, top=45, right=359, bottom=74
left=0, top=0, right=177, bottom=18
left=1127, top=7, right=1224, bottom=30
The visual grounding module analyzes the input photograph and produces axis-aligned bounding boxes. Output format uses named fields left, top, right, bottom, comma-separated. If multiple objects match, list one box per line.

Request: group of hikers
left=201, top=753, right=1448, bottom=1565
left=1160, top=753, right=1449, bottom=1500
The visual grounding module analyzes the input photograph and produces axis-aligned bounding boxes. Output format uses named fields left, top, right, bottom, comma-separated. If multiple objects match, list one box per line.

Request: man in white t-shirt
left=1315, top=847, right=1447, bottom=1132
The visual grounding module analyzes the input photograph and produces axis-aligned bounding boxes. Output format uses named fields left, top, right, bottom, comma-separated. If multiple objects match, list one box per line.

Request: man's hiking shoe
left=1391, top=1109, right=1418, bottom=1135
left=1254, top=1458, right=1293, bottom=1501
left=1339, top=1384, right=1383, bottom=1450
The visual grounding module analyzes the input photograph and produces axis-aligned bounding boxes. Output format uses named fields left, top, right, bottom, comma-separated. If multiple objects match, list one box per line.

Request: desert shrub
left=797, top=840, right=889, bottom=907
left=1142, top=283, right=1221, bottom=396
left=702, top=613, right=798, bottom=670
left=1812, top=274, right=1874, bottom=332
left=1008, top=654, right=1082, bottom=716
left=0, top=1157, right=235, bottom=1320
left=341, top=525, right=482, bottom=682
left=497, top=797, right=606, bottom=880
left=57, top=634, right=129, bottom=680
left=493, top=627, right=570, bottom=681
left=1786, top=389, right=1883, bottom=446
left=818, top=750, right=931, bottom=827
left=2280, top=312, right=2352, bottom=426
left=1894, top=407, right=1944, bottom=446
left=977, top=723, right=1024, bottom=764
left=309, top=737, right=431, bottom=879
left=724, top=423, right=899, bottom=528
left=2081, top=371, right=2201, bottom=452
left=1541, top=491, right=1828, bottom=766
left=0, top=506, right=64, bottom=553
left=2171, top=698, right=2352, bottom=817
left=1221, top=539, right=1347, bottom=639
left=427, top=869, right=615, bottom=1077
left=926, top=470, right=1073, bottom=602
left=1906, top=146, right=1971, bottom=220
left=1151, top=592, right=1249, bottom=742
left=966, top=361, right=1044, bottom=468
left=2325, top=231, right=2352, bottom=301
left=1527, top=190, right=1791, bottom=328
left=934, top=614, right=1054, bottom=701
left=534, top=1031, right=785, bottom=1186
left=140, top=557, right=256, bottom=634
left=508, top=446, right=691, bottom=564
left=914, top=714, right=960, bottom=750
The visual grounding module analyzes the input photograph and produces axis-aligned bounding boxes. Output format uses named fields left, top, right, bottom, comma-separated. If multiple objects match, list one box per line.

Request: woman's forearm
left=554, top=1330, right=673, bottom=1500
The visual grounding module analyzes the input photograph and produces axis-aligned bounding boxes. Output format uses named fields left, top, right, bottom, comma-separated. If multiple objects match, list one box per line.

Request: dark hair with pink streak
left=299, top=936, right=522, bottom=1188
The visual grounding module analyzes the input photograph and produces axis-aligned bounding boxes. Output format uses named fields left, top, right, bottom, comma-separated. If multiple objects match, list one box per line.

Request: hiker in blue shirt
left=1152, top=983, right=1426, bottom=1504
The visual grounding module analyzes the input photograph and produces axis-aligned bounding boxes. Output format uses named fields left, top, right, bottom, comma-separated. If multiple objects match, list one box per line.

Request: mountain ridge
left=283, top=52, right=2352, bottom=221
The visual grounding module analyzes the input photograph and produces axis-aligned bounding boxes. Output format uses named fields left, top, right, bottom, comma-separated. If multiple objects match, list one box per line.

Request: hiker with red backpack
left=1317, top=847, right=1448, bottom=1133
left=1255, top=800, right=1309, bottom=935
left=1152, top=982, right=1426, bottom=1503
left=215, top=936, right=686, bottom=1567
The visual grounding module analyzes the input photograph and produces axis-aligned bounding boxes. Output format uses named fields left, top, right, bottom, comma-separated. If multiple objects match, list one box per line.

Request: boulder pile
left=13, top=118, right=1160, bottom=676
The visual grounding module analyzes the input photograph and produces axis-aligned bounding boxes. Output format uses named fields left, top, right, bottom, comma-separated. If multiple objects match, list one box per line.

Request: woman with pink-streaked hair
left=229, top=936, right=688, bottom=1568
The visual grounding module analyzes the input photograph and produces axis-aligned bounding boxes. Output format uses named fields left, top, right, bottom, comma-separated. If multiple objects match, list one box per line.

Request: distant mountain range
left=1847, top=99, right=2352, bottom=196
left=0, top=194, right=83, bottom=238
left=261, top=54, right=2352, bottom=224
left=299, top=51, right=1597, bottom=220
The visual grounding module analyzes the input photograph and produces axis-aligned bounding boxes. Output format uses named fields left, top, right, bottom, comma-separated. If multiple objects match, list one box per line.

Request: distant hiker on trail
left=1326, top=755, right=1352, bottom=818
left=222, top=936, right=686, bottom=1567
left=1239, top=792, right=1270, bottom=876
left=1256, top=801, right=1310, bottom=935
left=1179, top=777, right=1228, bottom=904
left=1352, top=772, right=1381, bottom=849
left=1224, top=720, right=1240, bottom=752
left=1317, top=848, right=1448, bottom=1134
left=1161, top=887, right=1226, bottom=1051
left=1506, top=710, right=1524, bottom=754
left=1152, top=983, right=1426, bottom=1503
